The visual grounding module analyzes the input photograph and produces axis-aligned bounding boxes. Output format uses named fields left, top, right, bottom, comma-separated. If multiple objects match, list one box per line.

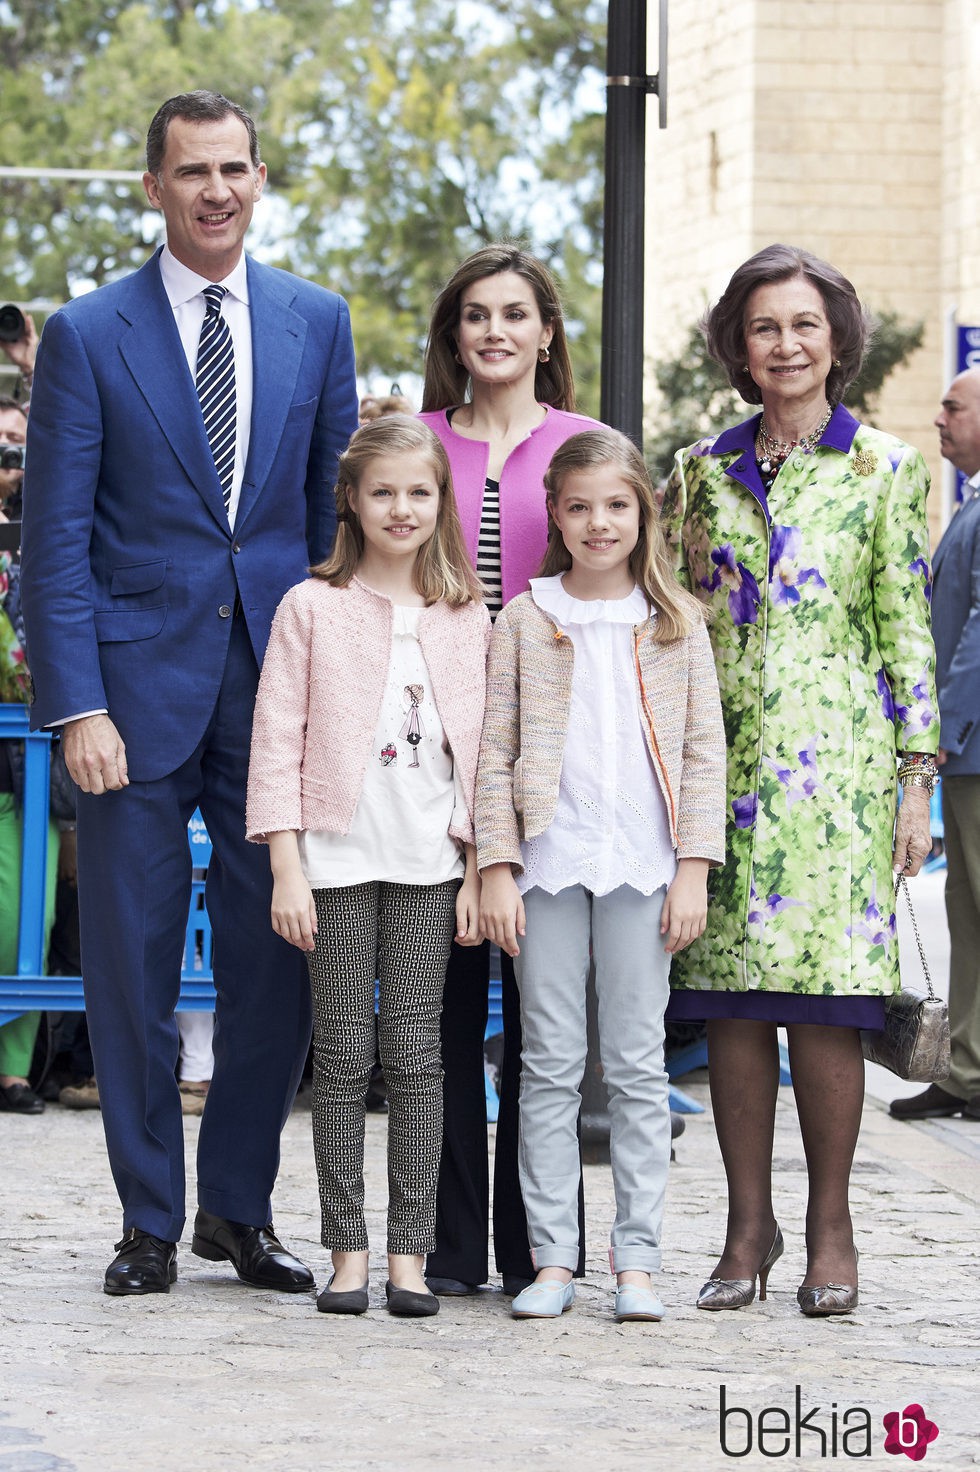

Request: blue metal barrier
left=0, top=702, right=217, bottom=1025
left=1, top=703, right=504, bottom=1120
left=1, top=704, right=54, bottom=1024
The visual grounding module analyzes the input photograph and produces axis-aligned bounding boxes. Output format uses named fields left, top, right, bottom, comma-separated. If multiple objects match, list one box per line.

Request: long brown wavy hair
left=421, top=244, right=576, bottom=413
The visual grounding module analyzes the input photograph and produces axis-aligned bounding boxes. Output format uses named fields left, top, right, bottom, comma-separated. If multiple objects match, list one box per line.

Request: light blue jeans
left=514, top=883, right=672, bottom=1274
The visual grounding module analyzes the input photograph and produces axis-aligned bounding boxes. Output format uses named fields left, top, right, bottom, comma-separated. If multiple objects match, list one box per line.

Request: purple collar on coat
left=707, top=402, right=860, bottom=521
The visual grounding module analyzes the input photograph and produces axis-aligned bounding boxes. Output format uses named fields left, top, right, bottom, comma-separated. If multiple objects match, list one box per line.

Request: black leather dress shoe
left=889, top=1084, right=965, bottom=1120
left=104, top=1229, right=177, bottom=1296
left=0, top=1081, right=45, bottom=1114
left=191, top=1208, right=314, bottom=1292
left=424, top=1276, right=480, bottom=1296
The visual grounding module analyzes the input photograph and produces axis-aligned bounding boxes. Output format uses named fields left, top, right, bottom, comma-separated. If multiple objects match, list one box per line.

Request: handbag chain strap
left=894, top=873, right=936, bottom=999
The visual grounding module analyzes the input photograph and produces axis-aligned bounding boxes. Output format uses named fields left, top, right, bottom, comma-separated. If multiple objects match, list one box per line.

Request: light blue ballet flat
left=614, top=1284, right=665, bottom=1322
left=511, top=1279, right=576, bottom=1319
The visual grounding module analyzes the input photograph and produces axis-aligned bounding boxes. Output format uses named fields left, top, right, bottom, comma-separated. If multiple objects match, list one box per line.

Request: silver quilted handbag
left=861, top=875, right=950, bottom=1082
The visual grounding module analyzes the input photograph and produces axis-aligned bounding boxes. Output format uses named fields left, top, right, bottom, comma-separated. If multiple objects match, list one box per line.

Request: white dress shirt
left=158, top=245, right=253, bottom=529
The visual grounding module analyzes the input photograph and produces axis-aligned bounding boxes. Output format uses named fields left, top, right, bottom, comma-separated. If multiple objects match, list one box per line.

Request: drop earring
left=537, top=346, right=551, bottom=364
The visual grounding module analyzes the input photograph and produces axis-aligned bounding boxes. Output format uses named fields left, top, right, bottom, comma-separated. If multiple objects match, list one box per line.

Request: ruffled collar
left=529, top=574, right=650, bottom=627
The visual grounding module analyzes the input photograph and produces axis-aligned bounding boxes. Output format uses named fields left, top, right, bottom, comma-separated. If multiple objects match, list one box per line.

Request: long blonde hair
left=540, top=429, right=703, bottom=643
left=312, top=417, right=483, bottom=608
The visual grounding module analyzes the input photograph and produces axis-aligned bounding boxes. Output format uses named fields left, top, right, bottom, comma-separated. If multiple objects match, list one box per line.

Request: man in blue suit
left=892, top=367, right=980, bottom=1123
left=20, top=91, right=359, bottom=1292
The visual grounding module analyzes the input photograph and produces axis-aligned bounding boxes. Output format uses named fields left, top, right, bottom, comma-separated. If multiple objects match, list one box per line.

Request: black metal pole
left=600, top=0, right=649, bottom=447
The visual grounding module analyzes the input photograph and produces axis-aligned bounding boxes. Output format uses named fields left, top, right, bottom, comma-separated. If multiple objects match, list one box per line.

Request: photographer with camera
left=0, top=391, right=54, bottom=1113
left=0, top=391, right=88, bottom=1114
left=0, top=394, right=27, bottom=521
left=0, top=304, right=38, bottom=400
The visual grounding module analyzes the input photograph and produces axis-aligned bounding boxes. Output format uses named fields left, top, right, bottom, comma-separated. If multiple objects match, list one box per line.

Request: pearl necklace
left=757, top=403, right=834, bottom=474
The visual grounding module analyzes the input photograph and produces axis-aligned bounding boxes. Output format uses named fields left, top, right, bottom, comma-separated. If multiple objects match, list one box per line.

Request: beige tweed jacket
left=475, top=593, right=726, bottom=873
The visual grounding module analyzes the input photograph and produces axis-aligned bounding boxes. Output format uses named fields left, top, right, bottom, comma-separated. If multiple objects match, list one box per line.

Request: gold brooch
left=852, top=450, right=877, bottom=476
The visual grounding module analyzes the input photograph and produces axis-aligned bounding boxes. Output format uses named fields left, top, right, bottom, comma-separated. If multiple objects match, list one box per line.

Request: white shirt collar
left=158, top=245, right=250, bottom=308
left=530, top=574, right=650, bottom=627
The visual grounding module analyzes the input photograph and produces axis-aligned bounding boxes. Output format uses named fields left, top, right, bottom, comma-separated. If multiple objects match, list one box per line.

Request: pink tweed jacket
left=476, top=593, right=726, bottom=872
left=247, top=576, right=490, bottom=844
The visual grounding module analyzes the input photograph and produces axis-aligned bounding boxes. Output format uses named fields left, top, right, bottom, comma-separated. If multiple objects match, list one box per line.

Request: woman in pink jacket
left=418, top=244, right=603, bottom=1297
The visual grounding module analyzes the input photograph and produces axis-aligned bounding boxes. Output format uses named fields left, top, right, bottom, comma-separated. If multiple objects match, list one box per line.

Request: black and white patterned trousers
left=307, top=879, right=459, bottom=1254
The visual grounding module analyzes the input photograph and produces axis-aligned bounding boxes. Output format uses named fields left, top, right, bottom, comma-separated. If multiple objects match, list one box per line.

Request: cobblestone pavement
left=2, top=1066, right=977, bottom=1472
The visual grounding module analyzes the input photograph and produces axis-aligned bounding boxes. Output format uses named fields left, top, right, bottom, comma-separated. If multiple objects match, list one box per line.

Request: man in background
left=891, top=368, right=980, bottom=1122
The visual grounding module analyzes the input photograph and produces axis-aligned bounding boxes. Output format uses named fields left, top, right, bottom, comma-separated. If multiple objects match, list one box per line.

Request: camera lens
left=0, top=444, right=26, bottom=471
left=0, top=304, right=26, bottom=343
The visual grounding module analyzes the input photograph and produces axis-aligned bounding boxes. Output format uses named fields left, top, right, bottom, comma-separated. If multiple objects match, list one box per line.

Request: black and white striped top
left=476, top=476, right=503, bottom=619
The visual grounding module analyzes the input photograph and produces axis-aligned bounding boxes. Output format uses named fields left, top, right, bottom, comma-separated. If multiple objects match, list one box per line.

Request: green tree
left=0, top=0, right=606, bottom=409
left=646, top=310, right=925, bottom=483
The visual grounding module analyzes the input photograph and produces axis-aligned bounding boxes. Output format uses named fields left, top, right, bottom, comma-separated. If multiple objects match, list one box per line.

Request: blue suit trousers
left=76, top=612, right=311, bottom=1243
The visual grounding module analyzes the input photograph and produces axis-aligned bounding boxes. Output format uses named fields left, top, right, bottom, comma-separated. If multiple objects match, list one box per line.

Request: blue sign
left=187, top=809, right=212, bottom=867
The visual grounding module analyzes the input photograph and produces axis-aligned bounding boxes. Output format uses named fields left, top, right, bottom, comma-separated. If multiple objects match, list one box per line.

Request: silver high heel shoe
left=696, top=1225, right=784, bottom=1311
left=797, top=1249, right=858, bottom=1317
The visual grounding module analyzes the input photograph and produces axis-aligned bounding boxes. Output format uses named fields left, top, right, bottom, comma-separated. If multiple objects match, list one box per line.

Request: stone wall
left=645, top=0, right=964, bottom=542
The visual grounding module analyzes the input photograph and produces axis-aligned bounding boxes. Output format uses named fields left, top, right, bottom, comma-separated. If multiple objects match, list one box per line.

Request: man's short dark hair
left=146, top=91, right=261, bottom=175
left=0, top=394, right=27, bottom=423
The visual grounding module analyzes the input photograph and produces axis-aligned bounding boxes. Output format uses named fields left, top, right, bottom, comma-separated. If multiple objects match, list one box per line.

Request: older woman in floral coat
left=662, top=244, right=938, bottom=1317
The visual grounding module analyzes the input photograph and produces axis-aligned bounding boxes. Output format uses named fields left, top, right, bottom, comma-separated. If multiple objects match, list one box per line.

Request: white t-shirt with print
left=299, top=604, right=465, bottom=888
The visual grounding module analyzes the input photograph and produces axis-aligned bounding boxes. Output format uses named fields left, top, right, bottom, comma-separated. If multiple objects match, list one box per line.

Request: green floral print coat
left=661, top=405, right=938, bottom=998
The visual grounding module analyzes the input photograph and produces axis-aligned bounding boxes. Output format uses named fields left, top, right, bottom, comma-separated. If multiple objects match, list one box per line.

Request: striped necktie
left=196, top=284, right=236, bottom=512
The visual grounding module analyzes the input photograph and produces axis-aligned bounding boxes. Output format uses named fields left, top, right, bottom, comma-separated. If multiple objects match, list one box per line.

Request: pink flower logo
left=883, top=1404, right=939, bottom=1460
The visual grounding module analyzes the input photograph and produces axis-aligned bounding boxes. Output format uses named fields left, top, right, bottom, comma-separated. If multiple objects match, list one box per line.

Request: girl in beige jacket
left=476, top=428, right=725, bottom=1323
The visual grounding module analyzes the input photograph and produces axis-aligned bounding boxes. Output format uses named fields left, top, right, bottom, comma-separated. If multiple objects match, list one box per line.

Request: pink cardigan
left=246, top=577, right=490, bottom=844
left=418, top=406, right=603, bottom=603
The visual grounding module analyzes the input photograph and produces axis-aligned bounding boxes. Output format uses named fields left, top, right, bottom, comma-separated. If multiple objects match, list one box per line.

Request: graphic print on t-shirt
left=399, top=683, right=426, bottom=768
left=379, top=741, right=397, bottom=767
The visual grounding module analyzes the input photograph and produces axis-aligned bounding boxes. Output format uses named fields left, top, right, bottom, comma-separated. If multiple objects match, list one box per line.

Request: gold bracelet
left=898, top=769, right=936, bottom=796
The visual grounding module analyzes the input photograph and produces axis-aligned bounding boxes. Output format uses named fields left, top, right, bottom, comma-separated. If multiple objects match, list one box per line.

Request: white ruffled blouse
left=517, top=576, right=677, bottom=898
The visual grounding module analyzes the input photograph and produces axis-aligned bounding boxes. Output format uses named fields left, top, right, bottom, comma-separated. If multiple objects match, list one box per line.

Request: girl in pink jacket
left=246, top=417, right=489, bottom=1319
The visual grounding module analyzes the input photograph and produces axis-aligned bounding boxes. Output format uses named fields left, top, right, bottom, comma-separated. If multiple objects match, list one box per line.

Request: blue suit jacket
left=20, top=250, right=358, bottom=780
left=932, top=492, right=980, bottom=775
